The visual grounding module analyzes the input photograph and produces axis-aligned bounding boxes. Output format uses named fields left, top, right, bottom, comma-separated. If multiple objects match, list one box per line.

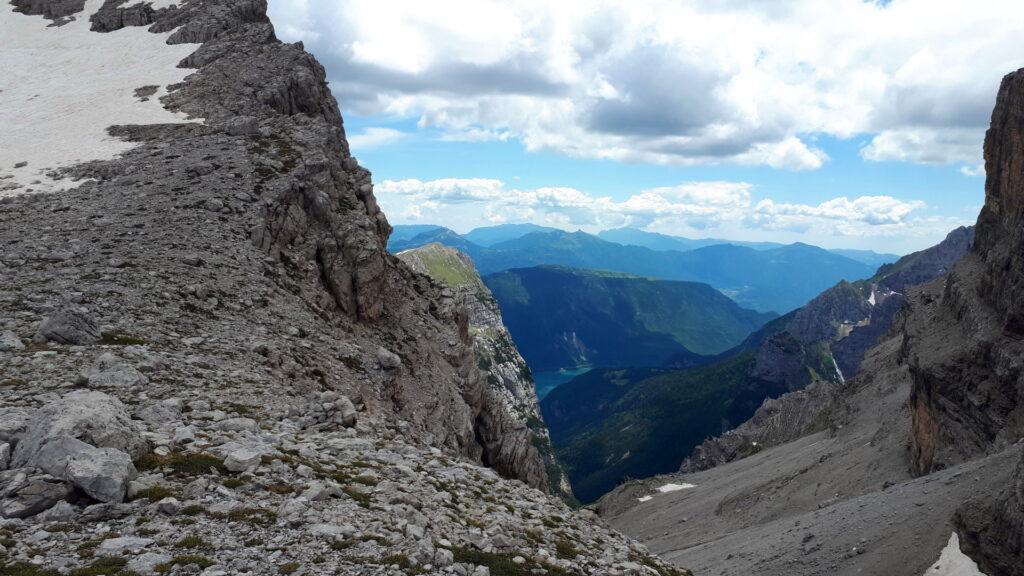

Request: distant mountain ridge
left=540, top=225, right=974, bottom=501
left=390, top=225, right=878, bottom=313
left=483, top=266, right=775, bottom=372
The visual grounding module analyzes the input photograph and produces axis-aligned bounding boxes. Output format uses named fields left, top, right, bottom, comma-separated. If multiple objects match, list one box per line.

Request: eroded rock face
left=397, top=244, right=572, bottom=499
left=899, top=68, right=1024, bottom=572
left=956, top=447, right=1024, bottom=576
left=908, top=70, right=1024, bottom=475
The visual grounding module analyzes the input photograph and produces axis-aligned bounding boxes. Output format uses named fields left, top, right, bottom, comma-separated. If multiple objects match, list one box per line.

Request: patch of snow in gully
left=0, top=0, right=199, bottom=196
left=924, top=533, right=984, bottom=576
left=656, top=483, right=696, bottom=493
left=637, top=495, right=653, bottom=503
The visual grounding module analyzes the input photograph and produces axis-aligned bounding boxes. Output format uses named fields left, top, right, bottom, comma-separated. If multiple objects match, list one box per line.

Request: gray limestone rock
left=0, top=471, right=72, bottom=519
left=0, top=330, right=24, bottom=351
left=35, top=307, right=101, bottom=344
left=65, top=446, right=137, bottom=502
left=81, top=352, right=148, bottom=388
left=12, top=390, right=147, bottom=469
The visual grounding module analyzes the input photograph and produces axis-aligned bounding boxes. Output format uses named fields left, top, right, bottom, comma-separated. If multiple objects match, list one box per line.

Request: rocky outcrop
left=907, top=71, right=1024, bottom=475
left=680, top=379, right=838, bottom=473
left=397, top=243, right=573, bottom=500
left=956, top=447, right=1024, bottom=576
left=900, top=68, right=1024, bottom=573
left=675, top=225, right=975, bottom=474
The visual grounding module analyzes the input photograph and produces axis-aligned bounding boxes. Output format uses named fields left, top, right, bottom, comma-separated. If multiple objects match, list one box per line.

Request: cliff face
left=0, top=2, right=688, bottom=574
left=676, top=227, right=974, bottom=474
left=902, top=69, right=1024, bottom=574
left=396, top=244, right=573, bottom=500
left=907, top=72, right=1024, bottom=475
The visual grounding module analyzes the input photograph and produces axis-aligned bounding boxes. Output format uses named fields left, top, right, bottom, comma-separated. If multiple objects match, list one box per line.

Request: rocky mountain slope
left=677, top=225, right=974, bottom=473
left=396, top=244, right=573, bottom=501
left=482, top=266, right=774, bottom=372
left=0, top=2, right=687, bottom=575
left=597, top=68, right=1024, bottom=576
left=534, top=232, right=971, bottom=501
left=390, top=227, right=877, bottom=314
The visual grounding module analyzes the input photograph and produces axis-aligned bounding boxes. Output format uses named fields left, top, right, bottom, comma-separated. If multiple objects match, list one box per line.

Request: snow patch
left=637, top=495, right=653, bottom=503
left=0, top=0, right=200, bottom=196
left=924, top=533, right=984, bottom=576
left=831, top=355, right=845, bottom=384
left=868, top=289, right=876, bottom=306
left=656, top=483, right=696, bottom=493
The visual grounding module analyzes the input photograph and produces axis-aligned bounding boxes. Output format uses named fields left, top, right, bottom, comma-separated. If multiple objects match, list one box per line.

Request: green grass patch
left=130, top=486, right=176, bottom=502
left=100, top=331, right=146, bottom=346
left=154, top=555, right=215, bottom=573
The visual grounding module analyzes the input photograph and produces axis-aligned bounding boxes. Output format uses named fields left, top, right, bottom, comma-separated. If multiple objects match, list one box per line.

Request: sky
left=267, top=0, right=1024, bottom=254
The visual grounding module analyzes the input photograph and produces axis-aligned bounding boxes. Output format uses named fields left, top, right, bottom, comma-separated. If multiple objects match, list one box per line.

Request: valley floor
left=601, top=329, right=1020, bottom=576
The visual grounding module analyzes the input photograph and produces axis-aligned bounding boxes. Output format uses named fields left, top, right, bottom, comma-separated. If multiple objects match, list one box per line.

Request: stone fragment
left=223, top=448, right=261, bottom=472
left=0, top=330, right=24, bottom=351
left=0, top=472, right=72, bottom=518
left=81, top=352, right=148, bottom=388
left=35, top=307, right=100, bottom=344
left=65, top=446, right=137, bottom=502
left=377, top=347, right=401, bottom=370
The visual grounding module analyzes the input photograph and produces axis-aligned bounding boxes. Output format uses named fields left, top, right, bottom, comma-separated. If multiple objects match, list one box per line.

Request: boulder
left=216, top=417, right=258, bottom=432
left=65, top=447, right=137, bottom=502
left=128, top=552, right=173, bottom=576
left=134, top=399, right=182, bottom=425
left=334, top=396, right=357, bottom=427
left=223, top=448, right=261, bottom=472
left=35, top=307, right=101, bottom=344
left=35, top=499, right=77, bottom=522
left=12, top=390, right=147, bottom=469
left=98, top=536, right=154, bottom=554
left=0, top=471, right=72, bottom=518
left=377, top=347, right=401, bottom=370
left=0, top=407, right=35, bottom=444
left=80, top=352, right=148, bottom=388
left=0, top=330, right=24, bottom=351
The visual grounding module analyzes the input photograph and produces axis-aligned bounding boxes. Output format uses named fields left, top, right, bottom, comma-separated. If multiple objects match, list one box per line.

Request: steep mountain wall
left=396, top=244, right=573, bottom=500
left=903, top=69, right=1024, bottom=574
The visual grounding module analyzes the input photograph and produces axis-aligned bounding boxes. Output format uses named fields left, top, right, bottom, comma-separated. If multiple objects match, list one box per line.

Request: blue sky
left=269, top=0, right=1023, bottom=254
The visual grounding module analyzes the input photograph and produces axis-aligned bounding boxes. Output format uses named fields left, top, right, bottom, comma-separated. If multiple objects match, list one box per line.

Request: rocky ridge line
left=0, top=1, right=684, bottom=574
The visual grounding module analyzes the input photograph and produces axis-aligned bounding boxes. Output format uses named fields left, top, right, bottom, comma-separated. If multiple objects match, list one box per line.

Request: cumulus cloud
left=346, top=127, right=407, bottom=150
left=268, top=0, right=1024, bottom=170
left=373, top=177, right=947, bottom=246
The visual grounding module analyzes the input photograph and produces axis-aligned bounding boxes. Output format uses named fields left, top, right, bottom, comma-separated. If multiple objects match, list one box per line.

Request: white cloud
left=373, top=177, right=953, bottom=248
left=268, top=0, right=1024, bottom=169
left=346, top=127, right=407, bottom=150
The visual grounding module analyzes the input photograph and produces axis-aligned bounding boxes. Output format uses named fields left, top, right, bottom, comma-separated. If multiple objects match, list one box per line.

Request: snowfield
left=924, top=533, right=984, bottom=576
left=0, top=0, right=198, bottom=196
left=656, top=483, right=697, bottom=493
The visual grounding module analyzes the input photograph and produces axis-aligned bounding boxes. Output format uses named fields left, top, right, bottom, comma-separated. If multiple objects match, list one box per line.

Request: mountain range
left=594, top=71, right=1024, bottom=576
left=391, top=225, right=883, bottom=313
left=482, top=266, right=775, bottom=372
left=542, top=224, right=974, bottom=503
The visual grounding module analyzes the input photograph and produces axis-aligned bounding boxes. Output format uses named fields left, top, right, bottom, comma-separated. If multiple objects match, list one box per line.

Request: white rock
left=155, top=497, right=181, bottom=515
left=224, top=448, right=261, bottom=472
left=377, top=347, right=402, bottom=370
left=81, top=352, right=148, bottom=388
left=98, top=536, right=154, bottom=553
left=128, top=552, right=173, bottom=576
left=65, top=446, right=137, bottom=503
left=0, top=331, right=24, bottom=351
